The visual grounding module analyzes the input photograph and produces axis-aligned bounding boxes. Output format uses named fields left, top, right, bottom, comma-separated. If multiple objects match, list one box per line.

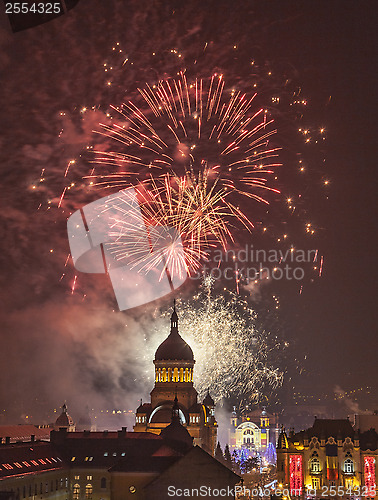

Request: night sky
left=0, top=0, right=377, bottom=424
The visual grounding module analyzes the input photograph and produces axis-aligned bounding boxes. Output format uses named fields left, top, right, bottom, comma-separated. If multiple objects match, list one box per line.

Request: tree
left=215, top=442, right=224, bottom=463
left=224, top=444, right=233, bottom=469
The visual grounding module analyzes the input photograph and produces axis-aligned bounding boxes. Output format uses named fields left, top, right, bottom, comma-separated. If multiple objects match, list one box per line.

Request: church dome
left=155, top=303, right=194, bottom=361
left=203, top=390, right=215, bottom=407
left=55, top=403, right=74, bottom=429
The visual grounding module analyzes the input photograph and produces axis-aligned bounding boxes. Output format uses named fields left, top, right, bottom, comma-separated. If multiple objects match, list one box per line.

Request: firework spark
left=90, top=74, right=281, bottom=200
left=107, top=172, right=253, bottom=277
left=153, top=278, right=284, bottom=404
left=87, top=75, right=281, bottom=274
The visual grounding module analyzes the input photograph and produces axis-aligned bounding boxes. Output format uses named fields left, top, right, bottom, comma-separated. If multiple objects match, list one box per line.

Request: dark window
left=23, top=486, right=26, bottom=498
left=100, top=478, right=106, bottom=489
left=40, top=484, right=43, bottom=495
left=29, top=485, right=32, bottom=497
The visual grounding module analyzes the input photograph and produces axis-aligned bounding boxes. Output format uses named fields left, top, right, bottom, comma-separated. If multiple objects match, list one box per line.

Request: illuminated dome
left=155, top=303, right=194, bottom=361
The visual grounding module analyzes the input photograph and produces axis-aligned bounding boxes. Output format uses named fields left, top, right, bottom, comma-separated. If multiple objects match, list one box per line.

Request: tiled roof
left=109, top=455, right=178, bottom=473
left=360, top=429, right=378, bottom=451
left=294, top=419, right=355, bottom=442
left=0, top=442, right=65, bottom=479
left=0, top=426, right=51, bottom=443
left=51, top=430, right=170, bottom=468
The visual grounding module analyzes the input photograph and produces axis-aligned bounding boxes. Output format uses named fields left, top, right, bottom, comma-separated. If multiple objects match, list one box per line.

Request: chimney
left=118, top=427, right=127, bottom=438
left=5, top=436, right=10, bottom=444
left=31, top=435, right=35, bottom=442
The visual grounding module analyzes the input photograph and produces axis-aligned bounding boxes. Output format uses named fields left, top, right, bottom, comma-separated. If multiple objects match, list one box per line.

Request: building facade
left=229, top=407, right=279, bottom=456
left=277, top=418, right=378, bottom=498
left=133, top=304, right=218, bottom=455
left=0, top=427, right=240, bottom=500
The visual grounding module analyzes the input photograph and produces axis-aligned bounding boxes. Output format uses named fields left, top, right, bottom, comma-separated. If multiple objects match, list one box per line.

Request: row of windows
left=309, top=458, right=354, bottom=473
left=136, top=416, right=146, bottom=424
left=73, top=484, right=92, bottom=500
left=71, top=452, right=125, bottom=461
left=189, top=416, right=200, bottom=423
left=73, top=477, right=107, bottom=489
left=1, top=457, right=62, bottom=470
left=155, top=367, right=193, bottom=383
left=12, top=478, right=68, bottom=498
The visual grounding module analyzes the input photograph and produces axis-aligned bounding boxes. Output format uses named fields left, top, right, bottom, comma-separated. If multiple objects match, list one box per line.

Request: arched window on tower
left=184, top=368, right=188, bottom=382
left=162, top=368, right=167, bottom=382
left=168, top=368, right=172, bottom=382
left=173, top=367, right=179, bottom=382
left=179, top=367, right=184, bottom=382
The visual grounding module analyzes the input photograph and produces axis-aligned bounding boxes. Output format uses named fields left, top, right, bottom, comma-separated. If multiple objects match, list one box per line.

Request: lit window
left=310, top=458, right=321, bottom=473
left=89, top=457, right=93, bottom=461
left=71, top=457, right=76, bottom=462
left=344, top=459, right=354, bottom=474
left=103, top=452, right=108, bottom=457
left=85, top=484, right=93, bottom=500
left=121, top=452, right=125, bottom=456
left=74, top=476, right=80, bottom=480
left=31, top=460, right=38, bottom=466
left=86, top=476, right=92, bottom=481
left=312, top=478, right=320, bottom=489
left=39, top=459, right=46, bottom=465
left=129, top=486, right=136, bottom=494
left=73, top=484, right=80, bottom=500
left=112, top=452, right=117, bottom=457
left=14, top=462, right=22, bottom=468
left=22, top=461, right=30, bottom=467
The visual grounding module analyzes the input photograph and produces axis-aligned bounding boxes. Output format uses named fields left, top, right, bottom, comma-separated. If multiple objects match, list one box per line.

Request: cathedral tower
left=133, top=302, right=217, bottom=455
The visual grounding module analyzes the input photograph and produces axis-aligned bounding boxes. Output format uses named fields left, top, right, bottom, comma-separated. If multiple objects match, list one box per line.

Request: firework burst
left=154, top=277, right=284, bottom=405
left=88, top=74, right=281, bottom=274
left=90, top=73, right=281, bottom=201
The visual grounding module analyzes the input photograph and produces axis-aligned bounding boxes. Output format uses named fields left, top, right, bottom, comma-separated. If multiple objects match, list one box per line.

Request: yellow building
left=277, top=418, right=378, bottom=497
left=133, top=303, right=218, bottom=455
left=229, top=407, right=279, bottom=455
